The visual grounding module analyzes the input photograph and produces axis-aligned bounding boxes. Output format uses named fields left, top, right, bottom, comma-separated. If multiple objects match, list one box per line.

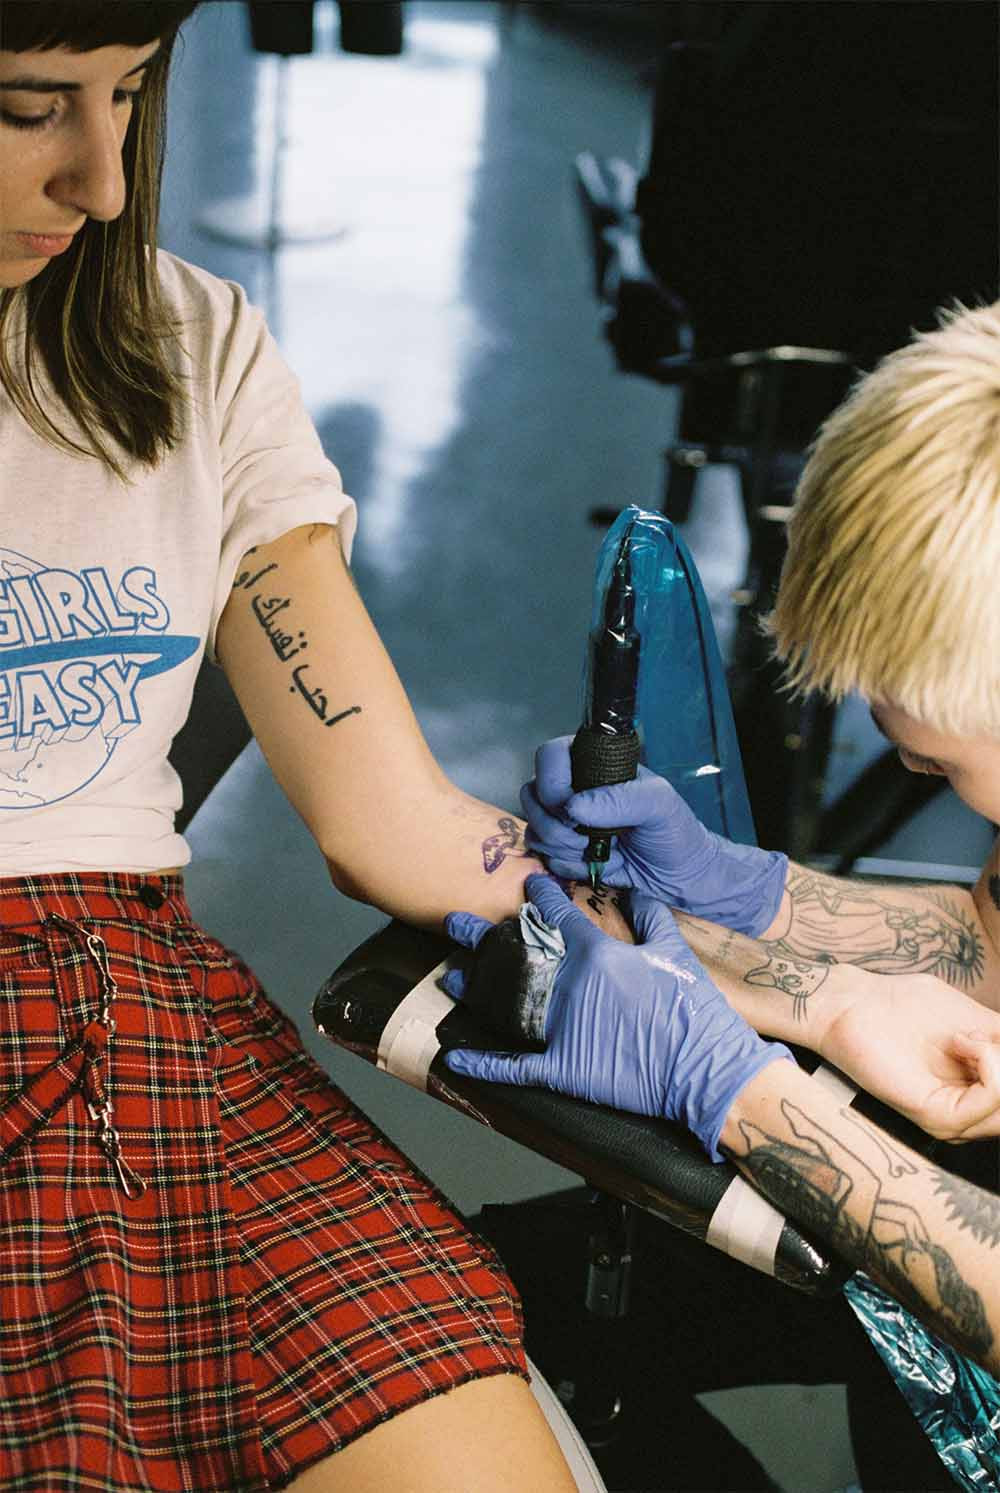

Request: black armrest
left=314, top=919, right=857, bottom=1296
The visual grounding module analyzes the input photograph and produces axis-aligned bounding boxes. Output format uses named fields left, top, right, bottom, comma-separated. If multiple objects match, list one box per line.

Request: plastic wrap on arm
left=588, top=506, right=756, bottom=843
left=844, top=1273, right=1000, bottom=1489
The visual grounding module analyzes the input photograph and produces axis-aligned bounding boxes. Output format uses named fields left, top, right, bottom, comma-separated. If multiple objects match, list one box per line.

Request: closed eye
left=897, top=746, right=947, bottom=776
left=1, top=86, right=144, bottom=133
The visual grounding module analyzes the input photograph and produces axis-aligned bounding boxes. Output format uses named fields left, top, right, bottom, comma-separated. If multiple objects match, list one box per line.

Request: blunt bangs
left=0, top=3, right=200, bottom=54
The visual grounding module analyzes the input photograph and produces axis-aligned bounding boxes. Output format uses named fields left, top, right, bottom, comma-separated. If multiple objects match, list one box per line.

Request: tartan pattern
left=0, top=874, right=526, bottom=1492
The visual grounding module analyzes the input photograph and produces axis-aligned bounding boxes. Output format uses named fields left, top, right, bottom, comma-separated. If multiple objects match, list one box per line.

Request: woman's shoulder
left=152, top=248, right=260, bottom=345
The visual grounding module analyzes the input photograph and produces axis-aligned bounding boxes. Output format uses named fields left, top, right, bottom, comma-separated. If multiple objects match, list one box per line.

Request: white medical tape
left=376, top=961, right=454, bottom=1090
left=705, top=1175, right=787, bottom=1277
left=810, top=1063, right=859, bottom=1105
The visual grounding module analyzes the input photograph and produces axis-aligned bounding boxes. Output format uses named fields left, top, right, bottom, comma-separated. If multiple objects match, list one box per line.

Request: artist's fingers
left=444, top=910, right=495, bottom=950
left=532, top=737, right=575, bottom=810
left=629, top=892, right=681, bottom=946
left=444, top=1048, right=544, bottom=1087
left=520, top=780, right=583, bottom=841
left=564, top=766, right=674, bottom=830
left=524, top=873, right=596, bottom=945
left=439, top=967, right=466, bottom=1001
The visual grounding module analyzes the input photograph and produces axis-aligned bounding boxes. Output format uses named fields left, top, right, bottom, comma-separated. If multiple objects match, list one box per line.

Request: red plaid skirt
left=0, top=873, right=526, bottom=1492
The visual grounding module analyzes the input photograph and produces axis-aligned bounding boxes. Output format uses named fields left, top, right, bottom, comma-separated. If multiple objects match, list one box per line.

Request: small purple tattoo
left=482, top=816, right=522, bottom=874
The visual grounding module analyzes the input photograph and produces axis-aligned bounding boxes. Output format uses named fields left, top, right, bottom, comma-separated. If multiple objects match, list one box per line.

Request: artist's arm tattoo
left=768, top=865, right=986, bottom=991
left=743, top=953, right=831, bottom=1023
left=728, top=1101, right=996, bottom=1367
left=678, top=912, right=834, bottom=1030
left=931, top=1169, right=1000, bottom=1249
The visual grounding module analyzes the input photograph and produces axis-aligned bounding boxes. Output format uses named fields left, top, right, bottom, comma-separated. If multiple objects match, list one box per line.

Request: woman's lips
left=16, top=231, right=76, bottom=256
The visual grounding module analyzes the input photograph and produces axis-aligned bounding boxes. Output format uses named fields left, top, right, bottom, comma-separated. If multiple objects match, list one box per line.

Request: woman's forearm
left=720, top=1062, right=1000, bottom=1378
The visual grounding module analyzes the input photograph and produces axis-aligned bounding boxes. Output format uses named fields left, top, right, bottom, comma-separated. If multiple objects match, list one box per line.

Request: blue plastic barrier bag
left=588, top=506, right=756, bottom=844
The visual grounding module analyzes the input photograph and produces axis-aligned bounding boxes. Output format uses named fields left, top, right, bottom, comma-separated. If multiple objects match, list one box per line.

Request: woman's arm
left=721, top=1058, right=1000, bottom=1377
left=214, top=523, right=635, bottom=937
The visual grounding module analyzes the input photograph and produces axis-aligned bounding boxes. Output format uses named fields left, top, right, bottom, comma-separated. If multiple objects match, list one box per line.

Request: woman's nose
left=48, top=109, right=128, bottom=225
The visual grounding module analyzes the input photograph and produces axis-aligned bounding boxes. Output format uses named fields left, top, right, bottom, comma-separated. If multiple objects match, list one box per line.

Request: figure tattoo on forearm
left=730, top=1101, right=995, bottom=1364
left=766, top=868, right=985, bottom=990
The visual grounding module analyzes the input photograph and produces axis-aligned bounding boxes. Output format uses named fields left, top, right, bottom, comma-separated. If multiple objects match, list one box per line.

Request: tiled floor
left=158, top=5, right=985, bottom=1487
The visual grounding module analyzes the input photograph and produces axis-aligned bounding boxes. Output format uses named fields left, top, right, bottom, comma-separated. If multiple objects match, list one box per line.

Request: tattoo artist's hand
left=817, top=972, right=1000, bottom=1141
left=521, top=737, right=787, bottom=937
left=442, top=873, right=794, bottom=1161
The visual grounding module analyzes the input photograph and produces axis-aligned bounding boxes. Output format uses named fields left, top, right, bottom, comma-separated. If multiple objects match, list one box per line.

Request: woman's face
left=0, top=39, right=160, bottom=289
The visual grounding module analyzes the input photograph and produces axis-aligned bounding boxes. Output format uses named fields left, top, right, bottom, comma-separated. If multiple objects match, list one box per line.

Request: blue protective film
left=844, top=1274, right=1000, bottom=1490
left=588, top=506, right=757, bottom=845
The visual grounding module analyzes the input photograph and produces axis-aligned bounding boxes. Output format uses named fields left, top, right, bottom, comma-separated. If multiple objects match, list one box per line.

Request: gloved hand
left=520, top=736, right=788, bottom=937
left=442, top=874, right=793, bottom=1161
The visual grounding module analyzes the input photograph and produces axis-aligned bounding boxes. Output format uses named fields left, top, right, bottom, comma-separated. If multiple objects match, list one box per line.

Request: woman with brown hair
left=0, top=4, right=597, bottom=1487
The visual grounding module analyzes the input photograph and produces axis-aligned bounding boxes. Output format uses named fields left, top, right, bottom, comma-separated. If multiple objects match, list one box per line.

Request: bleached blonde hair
left=766, top=301, right=1000, bottom=738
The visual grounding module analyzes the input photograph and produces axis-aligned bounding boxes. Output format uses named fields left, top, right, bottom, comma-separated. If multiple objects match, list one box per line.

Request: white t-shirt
left=0, top=250, right=356, bottom=874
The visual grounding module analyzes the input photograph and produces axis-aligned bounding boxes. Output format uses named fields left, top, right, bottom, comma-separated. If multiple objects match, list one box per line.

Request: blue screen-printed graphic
left=0, top=549, right=199, bottom=809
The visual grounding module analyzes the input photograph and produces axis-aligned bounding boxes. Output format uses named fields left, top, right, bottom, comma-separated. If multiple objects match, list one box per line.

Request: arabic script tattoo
left=233, top=557, right=363, bottom=731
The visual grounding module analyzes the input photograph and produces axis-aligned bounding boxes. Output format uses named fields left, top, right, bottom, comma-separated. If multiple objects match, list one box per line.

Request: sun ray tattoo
left=930, top=1169, right=1000, bottom=1250
left=763, top=868, right=986, bottom=990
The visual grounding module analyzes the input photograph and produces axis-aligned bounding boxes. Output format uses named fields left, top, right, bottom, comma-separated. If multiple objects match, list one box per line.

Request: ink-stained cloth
left=0, top=250, right=356, bottom=875
left=0, top=872, right=527, bottom=1492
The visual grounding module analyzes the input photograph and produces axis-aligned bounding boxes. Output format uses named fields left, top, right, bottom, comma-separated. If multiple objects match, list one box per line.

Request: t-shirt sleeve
left=206, top=278, right=357, bottom=660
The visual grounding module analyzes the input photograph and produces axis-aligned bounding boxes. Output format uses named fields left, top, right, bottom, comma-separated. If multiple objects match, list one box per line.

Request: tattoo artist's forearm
left=765, top=864, right=992, bottom=996
left=677, top=912, right=839, bottom=1043
left=722, top=1080, right=1000, bottom=1375
left=972, top=838, right=1000, bottom=999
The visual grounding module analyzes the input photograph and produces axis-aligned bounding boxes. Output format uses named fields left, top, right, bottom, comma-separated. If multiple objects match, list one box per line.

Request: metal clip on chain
left=51, top=917, right=146, bottom=1199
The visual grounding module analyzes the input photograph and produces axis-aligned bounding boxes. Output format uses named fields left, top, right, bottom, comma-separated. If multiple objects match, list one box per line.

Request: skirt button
left=138, top=883, right=166, bottom=910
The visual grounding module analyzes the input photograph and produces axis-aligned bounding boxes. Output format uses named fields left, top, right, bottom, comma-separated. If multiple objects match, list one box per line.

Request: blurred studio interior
left=163, top=4, right=1000, bottom=1490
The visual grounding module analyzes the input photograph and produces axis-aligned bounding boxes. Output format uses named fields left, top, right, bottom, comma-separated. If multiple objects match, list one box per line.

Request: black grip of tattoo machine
left=570, top=523, right=641, bottom=886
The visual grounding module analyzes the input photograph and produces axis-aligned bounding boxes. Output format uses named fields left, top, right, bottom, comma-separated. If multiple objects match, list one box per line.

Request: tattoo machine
left=440, top=505, right=763, bottom=1052
left=570, top=518, right=642, bottom=890
left=576, top=504, right=757, bottom=850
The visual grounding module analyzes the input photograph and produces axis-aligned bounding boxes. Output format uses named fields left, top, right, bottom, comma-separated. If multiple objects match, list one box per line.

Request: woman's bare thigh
left=284, top=1373, right=578, bottom=1492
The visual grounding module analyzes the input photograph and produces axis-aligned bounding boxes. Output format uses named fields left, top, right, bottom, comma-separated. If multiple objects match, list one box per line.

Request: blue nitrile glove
left=442, top=874, right=794, bottom=1162
left=520, top=736, right=788, bottom=938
